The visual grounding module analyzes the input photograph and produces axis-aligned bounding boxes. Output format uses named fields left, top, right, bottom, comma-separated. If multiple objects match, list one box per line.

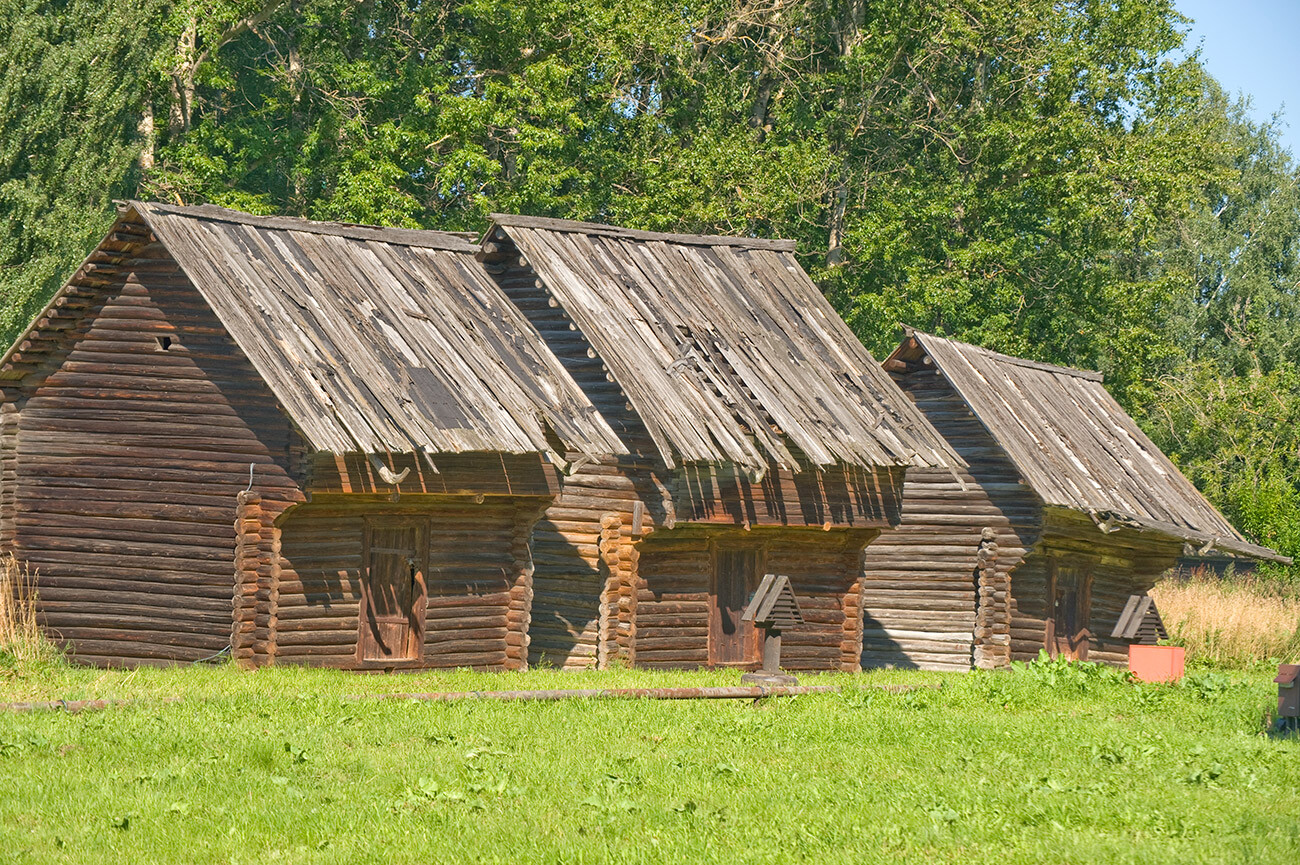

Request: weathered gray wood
left=895, top=330, right=1286, bottom=564
left=5, top=201, right=627, bottom=463
left=492, top=216, right=958, bottom=474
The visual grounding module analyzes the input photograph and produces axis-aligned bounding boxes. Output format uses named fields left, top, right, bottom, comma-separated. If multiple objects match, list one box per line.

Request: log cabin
left=478, top=215, right=959, bottom=671
left=863, top=330, right=1288, bottom=671
left=0, top=202, right=625, bottom=669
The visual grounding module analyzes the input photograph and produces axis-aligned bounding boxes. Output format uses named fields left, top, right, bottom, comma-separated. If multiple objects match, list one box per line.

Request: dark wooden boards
left=274, top=496, right=543, bottom=670
left=874, top=349, right=1200, bottom=671
left=9, top=258, right=305, bottom=666
left=861, top=368, right=1041, bottom=671
left=634, top=527, right=874, bottom=671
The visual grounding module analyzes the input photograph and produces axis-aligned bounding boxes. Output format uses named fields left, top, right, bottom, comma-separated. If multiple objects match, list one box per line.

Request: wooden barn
left=862, top=330, right=1288, bottom=670
left=0, top=202, right=625, bottom=668
left=478, top=215, right=958, bottom=671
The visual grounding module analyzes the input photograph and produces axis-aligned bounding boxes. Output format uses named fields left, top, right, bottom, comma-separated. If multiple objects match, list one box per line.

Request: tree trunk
left=138, top=101, right=156, bottom=170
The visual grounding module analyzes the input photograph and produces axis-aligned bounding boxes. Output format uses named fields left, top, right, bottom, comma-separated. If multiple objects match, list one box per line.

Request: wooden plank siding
left=1007, top=509, right=1186, bottom=665
left=0, top=206, right=593, bottom=670
left=875, top=334, right=1272, bottom=669
left=483, top=237, right=663, bottom=669
left=631, top=527, right=876, bottom=671
left=862, top=369, right=1041, bottom=671
left=893, top=331, right=1284, bottom=563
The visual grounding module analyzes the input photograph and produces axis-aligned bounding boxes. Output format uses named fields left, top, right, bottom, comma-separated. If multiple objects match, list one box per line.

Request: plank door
left=710, top=548, right=761, bottom=666
left=1047, top=562, right=1092, bottom=661
left=358, top=519, right=427, bottom=665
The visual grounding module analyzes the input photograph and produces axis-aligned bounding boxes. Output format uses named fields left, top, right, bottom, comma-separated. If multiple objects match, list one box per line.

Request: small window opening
left=155, top=335, right=174, bottom=351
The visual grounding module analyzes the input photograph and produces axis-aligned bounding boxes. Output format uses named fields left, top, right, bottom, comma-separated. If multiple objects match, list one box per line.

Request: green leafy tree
left=0, top=0, right=165, bottom=339
left=3, top=0, right=1298, bottom=559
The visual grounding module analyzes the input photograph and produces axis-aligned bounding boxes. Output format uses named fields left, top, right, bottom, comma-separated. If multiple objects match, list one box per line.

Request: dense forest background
left=2, top=0, right=1297, bottom=563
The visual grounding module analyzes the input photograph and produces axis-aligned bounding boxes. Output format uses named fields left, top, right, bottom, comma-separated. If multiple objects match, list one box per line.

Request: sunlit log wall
left=861, top=366, right=1040, bottom=671
left=1007, top=510, right=1185, bottom=666
left=269, top=496, right=546, bottom=671
left=0, top=225, right=303, bottom=666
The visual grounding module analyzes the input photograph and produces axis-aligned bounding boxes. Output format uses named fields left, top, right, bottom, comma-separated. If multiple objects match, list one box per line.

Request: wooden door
left=710, top=548, right=760, bottom=666
left=1048, top=562, right=1092, bottom=661
left=358, top=519, right=427, bottom=665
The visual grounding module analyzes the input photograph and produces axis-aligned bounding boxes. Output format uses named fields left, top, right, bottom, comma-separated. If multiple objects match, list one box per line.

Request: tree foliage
left=1, top=0, right=1297, bottom=558
left=0, top=0, right=164, bottom=339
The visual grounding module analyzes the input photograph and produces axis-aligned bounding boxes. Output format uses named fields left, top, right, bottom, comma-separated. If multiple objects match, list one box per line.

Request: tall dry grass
left=0, top=553, right=60, bottom=667
left=1150, top=572, right=1300, bottom=668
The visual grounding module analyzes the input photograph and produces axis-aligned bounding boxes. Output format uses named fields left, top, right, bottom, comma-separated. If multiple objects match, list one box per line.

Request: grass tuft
left=1151, top=569, right=1300, bottom=669
left=0, top=554, right=62, bottom=673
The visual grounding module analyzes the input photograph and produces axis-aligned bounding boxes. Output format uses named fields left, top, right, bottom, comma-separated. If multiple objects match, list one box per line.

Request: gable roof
left=888, top=330, right=1286, bottom=563
left=488, top=214, right=959, bottom=473
left=2, top=203, right=626, bottom=462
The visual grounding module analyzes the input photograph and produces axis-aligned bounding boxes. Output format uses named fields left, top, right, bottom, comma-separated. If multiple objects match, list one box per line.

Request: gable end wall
left=862, top=367, right=1042, bottom=671
left=7, top=241, right=304, bottom=665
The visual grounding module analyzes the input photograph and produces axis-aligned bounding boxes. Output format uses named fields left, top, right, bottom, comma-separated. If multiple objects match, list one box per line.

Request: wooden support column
left=505, top=503, right=539, bottom=671
left=973, top=527, right=1010, bottom=669
left=255, top=515, right=282, bottom=666
left=840, top=541, right=868, bottom=672
left=597, top=513, right=624, bottom=669
left=616, top=514, right=643, bottom=667
left=0, top=392, right=19, bottom=557
left=231, top=491, right=263, bottom=666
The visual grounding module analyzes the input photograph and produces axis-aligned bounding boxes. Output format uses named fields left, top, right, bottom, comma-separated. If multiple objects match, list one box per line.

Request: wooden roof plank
left=496, top=217, right=960, bottom=473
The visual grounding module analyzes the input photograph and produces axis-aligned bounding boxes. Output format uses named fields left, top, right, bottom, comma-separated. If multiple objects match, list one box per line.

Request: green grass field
left=1, top=660, right=1297, bottom=864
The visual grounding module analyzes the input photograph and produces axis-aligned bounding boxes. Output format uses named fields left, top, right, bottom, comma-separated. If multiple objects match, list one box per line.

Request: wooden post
left=839, top=538, right=869, bottom=672
left=504, top=501, right=541, bottom=671
left=0, top=393, right=19, bottom=558
left=597, top=513, right=624, bottom=668
left=740, top=574, right=803, bottom=686
left=761, top=629, right=782, bottom=674
left=973, top=527, right=1010, bottom=670
left=231, top=491, right=262, bottom=666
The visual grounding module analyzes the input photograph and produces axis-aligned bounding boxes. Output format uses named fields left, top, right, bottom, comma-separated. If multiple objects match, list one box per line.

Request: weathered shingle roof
left=489, top=214, right=959, bottom=473
left=891, top=330, right=1286, bottom=562
left=4, top=203, right=627, bottom=461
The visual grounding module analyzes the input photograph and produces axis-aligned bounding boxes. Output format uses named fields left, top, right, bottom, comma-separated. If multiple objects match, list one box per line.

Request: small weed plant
left=1010, top=650, right=1128, bottom=691
left=0, top=554, right=62, bottom=674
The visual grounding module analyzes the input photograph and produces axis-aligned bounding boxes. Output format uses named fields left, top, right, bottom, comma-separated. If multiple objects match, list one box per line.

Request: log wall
left=879, top=365, right=1187, bottom=670
left=483, top=227, right=665, bottom=670
left=631, top=526, right=876, bottom=671
left=862, top=368, right=1041, bottom=671
left=272, top=496, right=545, bottom=670
left=1007, top=509, right=1185, bottom=665
left=5, top=236, right=304, bottom=666
left=2, top=225, right=552, bottom=671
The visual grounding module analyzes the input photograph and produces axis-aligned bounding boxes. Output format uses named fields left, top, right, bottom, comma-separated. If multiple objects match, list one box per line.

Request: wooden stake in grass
left=0, top=554, right=59, bottom=667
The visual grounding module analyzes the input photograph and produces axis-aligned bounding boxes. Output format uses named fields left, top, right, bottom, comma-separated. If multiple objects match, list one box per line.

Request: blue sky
left=1176, top=0, right=1298, bottom=156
